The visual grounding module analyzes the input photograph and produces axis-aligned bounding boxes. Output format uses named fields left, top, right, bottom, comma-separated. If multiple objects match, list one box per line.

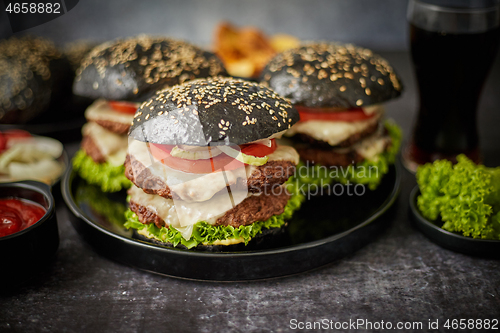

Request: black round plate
left=62, top=164, right=401, bottom=281
left=409, top=186, right=500, bottom=259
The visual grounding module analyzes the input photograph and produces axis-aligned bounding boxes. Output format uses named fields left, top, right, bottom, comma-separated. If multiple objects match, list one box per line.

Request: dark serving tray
left=62, top=164, right=401, bottom=281
left=409, top=186, right=500, bottom=259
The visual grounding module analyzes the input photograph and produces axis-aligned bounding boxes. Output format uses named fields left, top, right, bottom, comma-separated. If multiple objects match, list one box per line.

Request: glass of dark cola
left=403, top=0, right=500, bottom=172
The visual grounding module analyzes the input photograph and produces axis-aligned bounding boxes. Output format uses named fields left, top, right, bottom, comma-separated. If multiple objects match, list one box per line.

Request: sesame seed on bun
left=73, top=35, right=228, bottom=102
left=129, top=76, right=300, bottom=146
left=259, top=42, right=403, bottom=108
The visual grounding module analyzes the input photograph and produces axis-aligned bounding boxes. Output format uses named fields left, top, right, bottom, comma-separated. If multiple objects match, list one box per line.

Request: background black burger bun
left=129, top=77, right=300, bottom=146
left=0, top=36, right=72, bottom=124
left=0, top=57, right=51, bottom=123
left=73, top=36, right=228, bottom=102
left=259, top=42, right=403, bottom=108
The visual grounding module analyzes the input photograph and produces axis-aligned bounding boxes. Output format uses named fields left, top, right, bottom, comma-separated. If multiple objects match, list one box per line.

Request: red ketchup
left=0, top=198, right=46, bottom=237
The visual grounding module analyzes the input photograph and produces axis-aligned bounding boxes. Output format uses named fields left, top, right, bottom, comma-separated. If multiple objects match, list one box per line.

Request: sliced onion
left=217, top=145, right=268, bottom=166
left=362, top=104, right=384, bottom=115
left=170, top=146, right=222, bottom=160
left=9, top=159, right=63, bottom=184
left=0, top=135, right=64, bottom=184
left=7, top=136, right=63, bottom=158
left=0, top=145, right=51, bottom=173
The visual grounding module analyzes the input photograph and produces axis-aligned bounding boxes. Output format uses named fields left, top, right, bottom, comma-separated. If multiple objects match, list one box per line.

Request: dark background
left=0, top=0, right=409, bottom=50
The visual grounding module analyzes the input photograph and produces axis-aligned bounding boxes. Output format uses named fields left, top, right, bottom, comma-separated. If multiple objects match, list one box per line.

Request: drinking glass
left=403, top=0, right=500, bottom=172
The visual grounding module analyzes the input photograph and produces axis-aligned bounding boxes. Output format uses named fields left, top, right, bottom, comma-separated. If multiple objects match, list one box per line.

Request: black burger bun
left=0, top=57, right=51, bottom=124
left=0, top=36, right=72, bottom=124
left=73, top=36, right=228, bottom=102
left=259, top=42, right=403, bottom=108
left=129, top=76, right=300, bottom=146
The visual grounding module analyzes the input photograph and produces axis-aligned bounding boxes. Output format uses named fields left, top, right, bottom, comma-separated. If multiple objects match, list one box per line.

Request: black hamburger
left=71, top=35, right=227, bottom=192
left=260, top=42, right=403, bottom=189
left=0, top=36, right=72, bottom=124
left=124, top=76, right=304, bottom=250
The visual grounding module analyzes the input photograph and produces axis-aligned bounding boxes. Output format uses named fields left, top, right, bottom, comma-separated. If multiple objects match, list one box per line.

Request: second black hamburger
left=71, top=35, right=227, bottom=192
left=124, top=77, right=304, bottom=250
left=260, top=42, right=403, bottom=189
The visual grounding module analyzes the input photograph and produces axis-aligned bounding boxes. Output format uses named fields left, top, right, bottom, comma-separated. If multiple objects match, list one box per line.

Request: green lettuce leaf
left=296, top=120, right=402, bottom=190
left=417, top=155, right=500, bottom=239
left=124, top=179, right=305, bottom=249
left=72, top=150, right=131, bottom=193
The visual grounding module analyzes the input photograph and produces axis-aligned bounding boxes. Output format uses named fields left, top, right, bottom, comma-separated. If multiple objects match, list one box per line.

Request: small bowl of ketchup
left=0, top=181, right=59, bottom=286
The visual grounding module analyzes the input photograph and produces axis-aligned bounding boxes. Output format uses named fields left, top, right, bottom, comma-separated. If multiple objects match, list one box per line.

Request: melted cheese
left=352, top=135, right=389, bottom=160
left=128, top=140, right=298, bottom=202
left=129, top=184, right=249, bottom=240
left=286, top=114, right=381, bottom=146
left=85, top=99, right=137, bottom=125
left=267, top=145, right=299, bottom=164
left=331, top=127, right=390, bottom=160
left=82, top=122, right=128, bottom=166
left=362, top=104, right=384, bottom=115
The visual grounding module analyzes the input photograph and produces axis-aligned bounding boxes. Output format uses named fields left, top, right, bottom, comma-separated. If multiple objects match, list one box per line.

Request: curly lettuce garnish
left=296, top=120, right=402, bottom=190
left=417, top=155, right=500, bottom=240
left=124, top=179, right=305, bottom=249
left=72, top=150, right=131, bottom=193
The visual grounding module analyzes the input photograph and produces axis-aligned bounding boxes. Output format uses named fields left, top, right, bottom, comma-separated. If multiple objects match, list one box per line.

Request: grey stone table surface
left=1, top=52, right=499, bottom=333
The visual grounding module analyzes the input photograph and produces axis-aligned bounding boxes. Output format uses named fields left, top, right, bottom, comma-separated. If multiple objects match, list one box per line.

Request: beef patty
left=129, top=188, right=290, bottom=229
left=297, top=133, right=392, bottom=167
left=92, top=119, right=130, bottom=135
left=124, top=154, right=295, bottom=199
left=81, top=135, right=106, bottom=164
left=297, top=147, right=366, bottom=167
left=293, top=121, right=379, bottom=149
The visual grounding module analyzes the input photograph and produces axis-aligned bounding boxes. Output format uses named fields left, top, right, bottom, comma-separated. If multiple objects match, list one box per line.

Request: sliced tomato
left=0, top=130, right=31, bottom=153
left=148, top=140, right=277, bottom=174
left=3, top=129, right=31, bottom=139
left=0, top=133, right=6, bottom=153
left=149, top=143, right=175, bottom=161
left=149, top=143, right=243, bottom=173
left=240, top=139, right=277, bottom=157
left=162, top=153, right=244, bottom=173
left=296, top=106, right=375, bottom=122
left=109, top=101, right=138, bottom=114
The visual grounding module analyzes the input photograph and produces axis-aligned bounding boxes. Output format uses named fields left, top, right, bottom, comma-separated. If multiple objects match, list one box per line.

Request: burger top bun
left=259, top=42, right=403, bottom=108
left=0, top=36, right=70, bottom=124
left=0, top=57, right=51, bottom=123
left=129, top=77, right=299, bottom=146
left=73, top=35, right=228, bottom=102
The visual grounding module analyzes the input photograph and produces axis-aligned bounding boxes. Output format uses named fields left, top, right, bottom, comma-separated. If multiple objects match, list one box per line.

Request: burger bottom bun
left=133, top=223, right=289, bottom=252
